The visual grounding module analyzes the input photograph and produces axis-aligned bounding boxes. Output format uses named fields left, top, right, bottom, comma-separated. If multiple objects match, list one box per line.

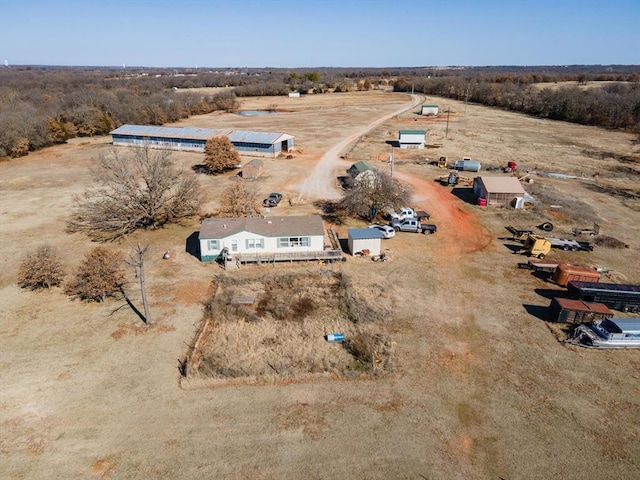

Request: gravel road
left=296, top=93, right=422, bottom=202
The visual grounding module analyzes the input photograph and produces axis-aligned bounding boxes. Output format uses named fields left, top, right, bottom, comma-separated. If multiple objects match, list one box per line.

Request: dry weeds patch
left=187, top=269, right=396, bottom=383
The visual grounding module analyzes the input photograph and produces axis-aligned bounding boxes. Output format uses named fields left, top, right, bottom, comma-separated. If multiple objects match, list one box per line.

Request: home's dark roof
left=199, top=215, right=324, bottom=239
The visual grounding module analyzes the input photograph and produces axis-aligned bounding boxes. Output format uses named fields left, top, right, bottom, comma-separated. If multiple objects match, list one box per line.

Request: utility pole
left=389, top=147, right=394, bottom=178
left=445, top=108, right=451, bottom=139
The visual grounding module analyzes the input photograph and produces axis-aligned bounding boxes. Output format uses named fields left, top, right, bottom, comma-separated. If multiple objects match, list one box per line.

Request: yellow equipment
left=518, top=235, right=552, bottom=259
left=437, top=156, right=447, bottom=168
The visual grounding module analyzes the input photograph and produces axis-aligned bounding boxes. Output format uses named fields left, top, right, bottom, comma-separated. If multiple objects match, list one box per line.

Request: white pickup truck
left=388, top=207, right=430, bottom=221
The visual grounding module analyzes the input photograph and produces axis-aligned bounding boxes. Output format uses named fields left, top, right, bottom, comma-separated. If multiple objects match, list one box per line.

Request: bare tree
left=125, top=244, right=151, bottom=325
left=218, top=178, right=261, bottom=217
left=66, top=246, right=126, bottom=302
left=17, top=244, right=65, bottom=290
left=203, top=136, right=241, bottom=174
left=340, top=169, right=412, bottom=221
left=67, top=147, right=203, bottom=241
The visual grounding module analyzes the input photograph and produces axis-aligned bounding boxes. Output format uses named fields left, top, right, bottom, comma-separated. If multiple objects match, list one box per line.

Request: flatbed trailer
left=547, top=238, right=594, bottom=252
left=517, top=260, right=559, bottom=273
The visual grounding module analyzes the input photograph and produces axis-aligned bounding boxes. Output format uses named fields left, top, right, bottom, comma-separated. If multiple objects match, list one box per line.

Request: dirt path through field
left=296, top=94, right=422, bottom=202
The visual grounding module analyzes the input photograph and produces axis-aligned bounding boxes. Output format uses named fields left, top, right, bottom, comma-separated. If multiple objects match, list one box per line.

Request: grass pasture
left=1, top=91, right=639, bottom=479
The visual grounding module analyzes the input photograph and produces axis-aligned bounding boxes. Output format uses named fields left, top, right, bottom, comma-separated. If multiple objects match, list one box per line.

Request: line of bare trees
left=395, top=75, right=640, bottom=132
left=0, top=68, right=239, bottom=160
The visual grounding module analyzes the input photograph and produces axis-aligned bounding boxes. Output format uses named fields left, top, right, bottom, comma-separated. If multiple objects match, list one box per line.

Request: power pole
left=389, top=147, right=394, bottom=177
left=445, top=108, right=451, bottom=139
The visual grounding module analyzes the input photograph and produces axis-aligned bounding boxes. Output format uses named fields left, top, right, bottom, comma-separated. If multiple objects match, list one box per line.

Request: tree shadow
left=523, top=303, right=550, bottom=321
left=185, top=231, right=201, bottom=259
left=192, top=164, right=211, bottom=174
left=110, top=291, right=148, bottom=325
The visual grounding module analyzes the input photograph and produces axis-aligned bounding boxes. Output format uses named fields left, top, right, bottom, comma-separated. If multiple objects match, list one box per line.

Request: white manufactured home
left=199, top=215, right=341, bottom=265
left=398, top=130, right=427, bottom=149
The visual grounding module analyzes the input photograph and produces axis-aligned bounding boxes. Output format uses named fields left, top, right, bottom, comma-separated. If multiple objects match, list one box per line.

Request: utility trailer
left=517, top=260, right=559, bottom=274
left=573, top=223, right=600, bottom=237
left=506, top=225, right=533, bottom=241
left=567, top=281, right=640, bottom=313
left=547, top=237, right=594, bottom=252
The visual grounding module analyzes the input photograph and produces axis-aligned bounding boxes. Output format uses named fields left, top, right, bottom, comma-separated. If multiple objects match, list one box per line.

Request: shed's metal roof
left=476, top=176, right=526, bottom=195
left=348, top=228, right=384, bottom=240
left=244, top=159, right=264, bottom=168
left=199, top=215, right=324, bottom=239
left=110, top=124, right=293, bottom=145
left=399, top=130, right=427, bottom=135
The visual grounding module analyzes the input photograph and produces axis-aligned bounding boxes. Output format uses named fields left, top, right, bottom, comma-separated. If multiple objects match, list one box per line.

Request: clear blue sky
left=1, top=0, right=638, bottom=67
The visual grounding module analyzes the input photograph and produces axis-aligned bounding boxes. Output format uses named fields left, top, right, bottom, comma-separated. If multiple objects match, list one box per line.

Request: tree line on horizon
left=1, top=65, right=638, bottom=160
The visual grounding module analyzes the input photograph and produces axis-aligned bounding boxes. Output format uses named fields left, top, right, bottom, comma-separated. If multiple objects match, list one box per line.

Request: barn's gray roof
left=110, top=124, right=293, bottom=145
left=110, top=124, right=230, bottom=141
left=199, top=215, right=324, bottom=240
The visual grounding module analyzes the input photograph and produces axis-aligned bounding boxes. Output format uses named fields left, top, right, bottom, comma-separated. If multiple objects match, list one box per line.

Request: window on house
left=207, top=239, right=219, bottom=250
left=245, top=238, right=264, bottom=249
left=278, top=236, right=310, bottom=248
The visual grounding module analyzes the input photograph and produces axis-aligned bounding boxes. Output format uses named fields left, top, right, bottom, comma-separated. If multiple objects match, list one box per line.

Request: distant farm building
left=288, top=91, right=301, bottom=98
left=473, top=176, right=526, bottom=208
left=241, top=159, right=264, bottom=180
left=110, top=124, right=295, bottom=158
left=398, top=130, right=427, bottom=149
left=420, top=104, right=439, bottom=116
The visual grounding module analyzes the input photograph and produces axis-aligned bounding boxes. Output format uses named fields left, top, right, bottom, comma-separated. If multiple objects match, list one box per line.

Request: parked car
left=368, top=224, right=395, bottom=239
left=262, top=192, right=283, bottom=207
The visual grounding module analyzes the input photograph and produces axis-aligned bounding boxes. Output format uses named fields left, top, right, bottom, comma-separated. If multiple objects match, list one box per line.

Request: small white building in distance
left=398, top=130, right=427, bottom=149
left=288, top=91, right=301, bottom=98
left=421, top=104, right=439, bottom=116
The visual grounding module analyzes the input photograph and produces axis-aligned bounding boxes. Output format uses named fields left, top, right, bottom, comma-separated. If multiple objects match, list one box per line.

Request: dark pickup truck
left=390, top=217, right=437, bottom=234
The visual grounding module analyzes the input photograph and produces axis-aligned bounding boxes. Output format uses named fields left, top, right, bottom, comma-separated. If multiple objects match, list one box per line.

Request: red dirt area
left=396, top=172, right=493, bottom=256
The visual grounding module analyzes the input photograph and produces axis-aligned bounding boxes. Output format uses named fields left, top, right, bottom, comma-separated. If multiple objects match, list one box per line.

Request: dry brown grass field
left=1, top=91, right=639, bottom=480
